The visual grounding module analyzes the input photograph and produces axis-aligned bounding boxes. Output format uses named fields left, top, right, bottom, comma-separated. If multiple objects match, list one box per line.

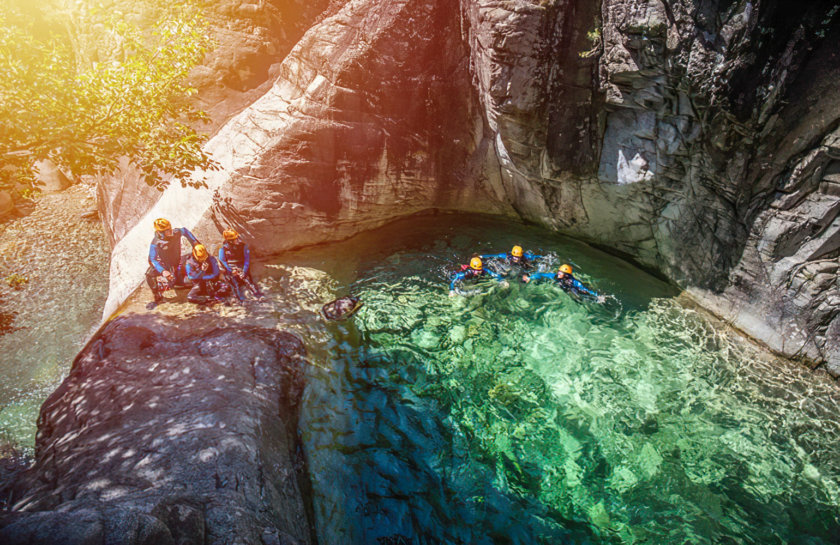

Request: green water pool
left=2, top=207, right=839, bottom=544
left=267, top=213, right=840, bottom=544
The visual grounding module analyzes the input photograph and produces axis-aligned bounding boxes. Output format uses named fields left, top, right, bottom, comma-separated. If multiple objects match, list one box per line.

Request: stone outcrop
left=98, top=0, right=840, bottom=370
left=206, top=0, right=514, bottom=253
left=0, top=313, right=313, bottom=545
left=98, top=0, right=515, bottom=319
left=97, top=0, right=338, bottom=247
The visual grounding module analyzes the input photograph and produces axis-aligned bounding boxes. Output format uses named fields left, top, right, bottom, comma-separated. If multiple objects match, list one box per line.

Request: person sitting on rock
left=523, top=263, right=604, bottom=302
left=480, top=245, right=543, bottom=271
left=146, top=217, right=201, bottom=309
left=218, top=228, right=263, bottom=302
left=185, top=244, right=228, bottom=304
left=449, top=257, right=507, bottom=296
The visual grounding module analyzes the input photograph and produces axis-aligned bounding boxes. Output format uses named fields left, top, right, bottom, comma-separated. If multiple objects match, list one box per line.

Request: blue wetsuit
left=186, top=255, right=220, bottom=282
left=450, top=267, right=504, bottom=291
left=149, top=228, right=199, bottom=274
left=528, top=272, right=599, bottom=298
left=185, top=255, right=226, bottom=303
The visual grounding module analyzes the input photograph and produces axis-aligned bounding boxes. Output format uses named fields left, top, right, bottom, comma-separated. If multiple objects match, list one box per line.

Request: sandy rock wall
left=97, top=0, right=338, bottom=247
left=207, top=0, right=514, bottom=253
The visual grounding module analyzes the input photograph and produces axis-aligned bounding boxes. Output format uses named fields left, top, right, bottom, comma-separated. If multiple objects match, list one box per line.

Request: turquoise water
left=270, top=214, right=840, bottom=544
left=2, top=206, right=839, bottom=543
left=0, top=187, right=109, bottom=448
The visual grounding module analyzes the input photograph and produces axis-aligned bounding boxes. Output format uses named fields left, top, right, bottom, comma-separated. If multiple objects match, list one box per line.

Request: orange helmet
left=192, top=244, right=209, bottom=261
left=154, top=218, right=171, bottom=232
left=223, top=229, right=238, bottom=241
left=559, top=264, right=573, bottom=274
left=511, top=245, right=523, bottom=257
left=469, top=257, right=483, bottom=270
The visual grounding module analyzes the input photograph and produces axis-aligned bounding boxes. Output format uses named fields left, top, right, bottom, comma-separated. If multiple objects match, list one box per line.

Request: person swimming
left=449, top=257, right=507, bottom=296
left=479, top=245, right=543, bottom=271
left=522, top=263, right=605, bottom=303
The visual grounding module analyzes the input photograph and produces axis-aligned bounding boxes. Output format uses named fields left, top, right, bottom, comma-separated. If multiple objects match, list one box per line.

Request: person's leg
left=228, top=275, right=245, bottom=302
left=211, top=279, right=230, bottom=303
left=243, top=271, right=263, bottom=298
left=187, top=280, right=206, bottom=303
left=145, top=266, right=164, bottom=303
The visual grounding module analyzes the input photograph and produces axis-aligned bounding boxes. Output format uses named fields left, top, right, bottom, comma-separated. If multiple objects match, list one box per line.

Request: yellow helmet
left=469, top=257, right=483, bottom=270
left=559, top=264, right=573, bottom=274
left=154, top=218, right=171, bottom=232
left=511, top=245, right=523, bottom=257
left=223, top=229, right=238, bottom=241
left=192, top=244, right=209, bottom=261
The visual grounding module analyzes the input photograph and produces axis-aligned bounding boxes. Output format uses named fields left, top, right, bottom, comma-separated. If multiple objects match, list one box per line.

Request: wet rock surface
left=0, top=313, right=313, bottom=545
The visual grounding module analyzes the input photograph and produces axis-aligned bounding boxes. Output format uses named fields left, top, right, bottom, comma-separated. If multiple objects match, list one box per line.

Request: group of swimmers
left=145, top=223, right=601, bottom=309
left=145, top=218, right=262, bottom=309
left=449, top=245, right=604, bottom=303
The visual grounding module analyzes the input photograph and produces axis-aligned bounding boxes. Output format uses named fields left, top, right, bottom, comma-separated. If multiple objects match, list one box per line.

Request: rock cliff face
left=100, top=0, right=840, bottom=369
left=0, top=314, right=313, bottom=545
left=97, top=0, right=338, bottom=247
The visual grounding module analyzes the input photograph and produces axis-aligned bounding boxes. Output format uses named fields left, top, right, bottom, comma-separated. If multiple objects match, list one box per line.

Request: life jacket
left=459, top=264, right=483, bottom=280
left=222, top=240, right=246, bottom=266
left=187, top=255, right=219, bottom=281
left=555, top=273, right=578, bottom=291
left=150, top=230, right=182, bottom=269
left=508, top=252, right=532, bottom=266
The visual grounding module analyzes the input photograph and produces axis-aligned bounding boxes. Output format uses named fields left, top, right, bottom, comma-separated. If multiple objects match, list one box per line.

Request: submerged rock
left=0, top=313, right=314, bottom=545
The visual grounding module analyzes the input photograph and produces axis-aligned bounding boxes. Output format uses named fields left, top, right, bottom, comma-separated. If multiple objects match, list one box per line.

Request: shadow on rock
left=0, top=312, right=314, bottom=545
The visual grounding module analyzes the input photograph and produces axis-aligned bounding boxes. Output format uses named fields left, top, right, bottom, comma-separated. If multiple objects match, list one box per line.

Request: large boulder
left=0, top=313, right=313, bottom=545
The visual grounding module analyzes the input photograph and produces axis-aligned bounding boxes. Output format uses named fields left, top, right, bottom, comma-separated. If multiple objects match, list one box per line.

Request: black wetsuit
left=218, top=239, right=262, bottom=300
left=145, top=228, right=199, bottom=298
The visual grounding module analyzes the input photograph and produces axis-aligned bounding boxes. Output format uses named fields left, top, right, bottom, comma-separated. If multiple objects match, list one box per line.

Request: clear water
left=0, top=186, right=110, bottom=448
left=2, top=206, right=840, bottom=544
left=256, top=213, right=840, bottom=545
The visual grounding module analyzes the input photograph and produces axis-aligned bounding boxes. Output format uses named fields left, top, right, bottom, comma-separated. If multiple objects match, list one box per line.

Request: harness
left=556, top=273, right=580, bottom=292
left=150, top=230, right=181, bottom=269
left=459, top=264, right=484, bottom=280
left=223, top=240, right=246, bottom=266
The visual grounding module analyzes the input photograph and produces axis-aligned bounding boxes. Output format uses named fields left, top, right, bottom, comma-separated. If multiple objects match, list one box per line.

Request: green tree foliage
left=0, top=0, right=218, bottom=194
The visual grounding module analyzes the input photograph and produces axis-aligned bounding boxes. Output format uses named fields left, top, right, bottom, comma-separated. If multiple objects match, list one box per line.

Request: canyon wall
left=100, top=0, right=840, bottom=370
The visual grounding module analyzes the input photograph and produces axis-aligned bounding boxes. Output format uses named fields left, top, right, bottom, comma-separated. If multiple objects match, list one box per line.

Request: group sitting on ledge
left=146, top=218, right=263, bottom=309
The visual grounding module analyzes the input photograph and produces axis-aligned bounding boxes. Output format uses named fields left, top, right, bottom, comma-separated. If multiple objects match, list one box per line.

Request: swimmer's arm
left=449, top=272, right=466, bottom=291
left=528, top=272, right=554, bottom=282
left=572, top=278, right=598, bottom=297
